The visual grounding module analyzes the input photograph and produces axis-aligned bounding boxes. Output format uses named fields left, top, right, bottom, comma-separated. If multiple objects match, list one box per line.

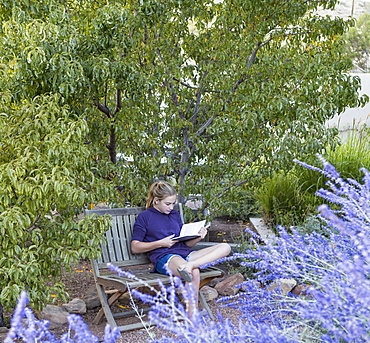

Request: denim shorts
left=155, top=253, right=192, bottom=275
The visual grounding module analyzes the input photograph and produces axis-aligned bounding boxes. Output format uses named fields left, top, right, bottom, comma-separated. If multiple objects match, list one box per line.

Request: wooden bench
left=85, top=204, right=224, bottom=332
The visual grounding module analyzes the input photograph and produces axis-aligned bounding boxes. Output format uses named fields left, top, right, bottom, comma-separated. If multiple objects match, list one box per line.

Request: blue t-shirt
left=131, top=207, right=193, bottom=270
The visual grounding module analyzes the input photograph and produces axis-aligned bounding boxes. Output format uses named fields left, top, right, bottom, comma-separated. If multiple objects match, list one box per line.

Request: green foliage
left=327, top=127, right=370, bottom=179
left=343, top=13, right=370, bottom=72
left=296, top=126, right=370, bottom=190
left=255, top=171, right=319, bottom=229
left=224, top=228, right=257, bottom=279
left=0, top=94, right=111, bottom=310
left=215, top=185, right=260, bottom=221
left=257, top=127, right=370, bottom=230
left=295, top=215, right=324, bottom=235
left=0, top=0, right=367, bottom=212
left=0, top=0, right=368, bottom=309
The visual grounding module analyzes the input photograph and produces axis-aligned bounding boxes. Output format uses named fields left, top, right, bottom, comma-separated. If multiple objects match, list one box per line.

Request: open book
left=171, top=220, right=207, bottom=242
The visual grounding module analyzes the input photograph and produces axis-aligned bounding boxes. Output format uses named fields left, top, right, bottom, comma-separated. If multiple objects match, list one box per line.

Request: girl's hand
left=199, top=225, right=210, bottom=239
left=160, top=234, right=176, bottom=248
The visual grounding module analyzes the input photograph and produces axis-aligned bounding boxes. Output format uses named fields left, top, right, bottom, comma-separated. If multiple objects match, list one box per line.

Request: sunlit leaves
left=0, top=94, right=111, bottom=309
left=343, top=13, right=370, bottom=72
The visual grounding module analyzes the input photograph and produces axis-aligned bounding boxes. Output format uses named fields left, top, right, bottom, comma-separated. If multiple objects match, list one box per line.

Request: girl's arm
left=184, top=225, right=210, bottom=248
left=131, top=234, right=175, bottom=254
left=184, top=236, right=203, bottom=248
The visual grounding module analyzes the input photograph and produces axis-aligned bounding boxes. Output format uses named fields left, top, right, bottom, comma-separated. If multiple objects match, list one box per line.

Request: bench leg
left=198, top=289, right=214, bottom=320
left=93, top=284, right=124, bottom=326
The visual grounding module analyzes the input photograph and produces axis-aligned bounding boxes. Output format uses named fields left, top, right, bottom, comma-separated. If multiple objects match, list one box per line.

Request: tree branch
left=172, top=77, right=198, bottom=89
left=93, top=100, right=111, bottom=118
left=196, top=117, right=213, bottom=136
left=246, top=41, right=262, bottom=68
left=113, top=89, right=122, bottom=116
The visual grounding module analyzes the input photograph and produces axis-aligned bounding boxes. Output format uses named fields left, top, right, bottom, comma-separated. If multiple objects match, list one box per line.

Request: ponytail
left=146, top=181, right=177, bottom=209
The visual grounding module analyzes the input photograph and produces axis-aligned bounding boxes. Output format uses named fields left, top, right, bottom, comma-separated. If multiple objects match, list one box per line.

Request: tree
left=343, top=13, right=370, bottom=72
left=0, top=93, right=111, bottom=311
left=1, top=0, right=367, bottom=214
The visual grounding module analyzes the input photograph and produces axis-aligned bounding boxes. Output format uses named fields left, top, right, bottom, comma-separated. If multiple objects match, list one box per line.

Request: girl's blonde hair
left=146, top=181, right=177, bottom=209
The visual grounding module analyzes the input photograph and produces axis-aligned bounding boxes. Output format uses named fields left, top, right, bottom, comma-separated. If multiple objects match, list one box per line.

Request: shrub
left=257, top=128, right=370, bottom=230
left=215, top=186, right=260, bottom=221
left=255, top=171, right=318, bottom=229
left=326, top=126, right=370, bottom=180
left=0, top=94, right=113, bottom=312
left=296, top=128, right=370, bottom=194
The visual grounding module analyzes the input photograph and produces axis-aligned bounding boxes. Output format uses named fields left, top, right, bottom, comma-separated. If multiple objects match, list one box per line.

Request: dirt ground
left=0, top=216, right=250, bottom=342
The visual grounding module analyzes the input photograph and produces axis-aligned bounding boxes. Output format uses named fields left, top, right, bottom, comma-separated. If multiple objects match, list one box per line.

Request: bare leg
left=167, top=243, right=231, bottom=316
left=168, top=256, right=200, bottom=316
left=170, top=243, right=230, bottom=281
left=185, top=243, right=231, bottom=270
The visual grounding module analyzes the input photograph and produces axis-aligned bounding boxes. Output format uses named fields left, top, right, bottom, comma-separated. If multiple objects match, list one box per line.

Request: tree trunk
left=178, top=126, right=190, bottom=204
left=0, top=305, right=6, bottom=327
left=107, top=126, right=117, bottom=164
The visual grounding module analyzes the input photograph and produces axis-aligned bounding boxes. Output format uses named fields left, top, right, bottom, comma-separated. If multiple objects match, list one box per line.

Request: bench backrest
left=85, top=204, right=184, bottom=270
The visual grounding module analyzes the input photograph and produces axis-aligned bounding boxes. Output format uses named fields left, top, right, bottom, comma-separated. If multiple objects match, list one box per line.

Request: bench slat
left=111, top=216, right=123, bottom=261
left=122, top=215, right=132, bottom=260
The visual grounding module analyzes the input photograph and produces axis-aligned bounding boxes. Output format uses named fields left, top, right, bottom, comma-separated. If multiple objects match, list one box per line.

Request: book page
left=180, top=220, right=206, bottom=236
left=172, top=220, right=206, bottom=241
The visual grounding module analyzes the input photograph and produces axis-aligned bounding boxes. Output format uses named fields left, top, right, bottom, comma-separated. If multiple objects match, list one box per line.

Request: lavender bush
left=131, top=157, right=370, bottom=342
left=4, top=291, right=120, bottom=343
left=6, top=157, right=370, bottom=342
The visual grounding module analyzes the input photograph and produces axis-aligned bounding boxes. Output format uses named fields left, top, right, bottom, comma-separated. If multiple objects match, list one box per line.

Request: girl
left=131, top=181, right=231, bottom=315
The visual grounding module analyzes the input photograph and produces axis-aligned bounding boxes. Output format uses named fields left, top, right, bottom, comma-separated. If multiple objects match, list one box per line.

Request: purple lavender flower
left=8, top=158, right=366, bottom=342
left=121, top=159, right=370, bottom=342
left=5, top=290, right=120, bottom=343
left=4, top=291, right=60, bottom=343
left=4, top=291, right=31, bottom=343
left=102, top=324, right=121, bottom=343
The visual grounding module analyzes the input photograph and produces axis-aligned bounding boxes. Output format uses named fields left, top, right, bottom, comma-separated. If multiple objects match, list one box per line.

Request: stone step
left=249, top=218, right=275, bottom=243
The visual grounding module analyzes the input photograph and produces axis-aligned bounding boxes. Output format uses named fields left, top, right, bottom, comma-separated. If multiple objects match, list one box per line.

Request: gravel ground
left=56, top=260, right=239, bottom=343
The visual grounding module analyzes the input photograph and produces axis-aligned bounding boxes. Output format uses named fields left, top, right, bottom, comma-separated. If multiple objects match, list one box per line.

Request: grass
left=255, top=125, right=370, bottom=232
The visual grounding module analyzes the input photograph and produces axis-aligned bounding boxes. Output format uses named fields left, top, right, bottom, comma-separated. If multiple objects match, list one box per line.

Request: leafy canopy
left=0, top=93, right=111, bottom=309
left=1, top=0, right=367, bottom=210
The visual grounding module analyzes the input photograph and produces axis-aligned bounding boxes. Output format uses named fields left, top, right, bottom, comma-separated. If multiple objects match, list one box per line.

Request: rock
left=62, top=298, right=87, bottom=315
left=83, top=285, right=101, bottom=310
left=0, top=326, right=8, bottom=333
left=200, top=286, right=218, bottom=302
left=207, top=276, right=226, bottom=288
left=266, top=278, right=297, bottom=295
left=290, top=284, right=311, bottom=296
left=39, top=305, right=69, bottom=328
left=118, top=292, right=131, bottom=306
left=214, top=273, right=244, bottom=296
left=240, top=280, right=262, bottom=292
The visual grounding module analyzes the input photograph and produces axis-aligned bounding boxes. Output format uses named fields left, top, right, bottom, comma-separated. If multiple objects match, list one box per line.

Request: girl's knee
left=220, top=242, right=231, bottom=256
